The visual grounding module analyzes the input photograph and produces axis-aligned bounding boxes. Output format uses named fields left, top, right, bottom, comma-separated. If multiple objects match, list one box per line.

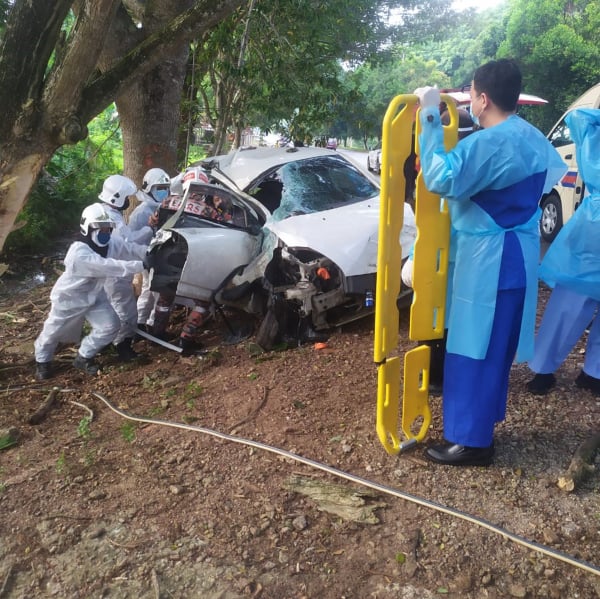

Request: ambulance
left=541, top=82, right=600, bottom=242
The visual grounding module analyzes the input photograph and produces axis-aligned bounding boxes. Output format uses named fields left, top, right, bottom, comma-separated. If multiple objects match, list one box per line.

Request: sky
left=452, top=0, right=506, bottom=10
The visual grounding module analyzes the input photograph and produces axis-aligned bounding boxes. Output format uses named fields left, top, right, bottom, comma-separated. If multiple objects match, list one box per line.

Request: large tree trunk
left=0, top=0, right=121, bottom=252
left=103, top=1, right=195, bottom=185
left=0, top=0, right=245, bottom=256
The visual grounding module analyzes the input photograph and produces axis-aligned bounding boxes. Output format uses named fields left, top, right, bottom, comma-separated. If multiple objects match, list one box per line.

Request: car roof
left=203, top=146, right=339, bottom=191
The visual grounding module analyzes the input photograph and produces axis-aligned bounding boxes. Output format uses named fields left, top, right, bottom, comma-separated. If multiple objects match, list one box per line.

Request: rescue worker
left=129, top=167, right=170, bottom=330
left=414, top=59, right=566, bottom=466
left=34, top=204, right=145, bottom=380
left=149, top=167, right=231, bottom=354
left=526, top=108, right=600, bottom=396
left=94, top=174, right=148, bottom=361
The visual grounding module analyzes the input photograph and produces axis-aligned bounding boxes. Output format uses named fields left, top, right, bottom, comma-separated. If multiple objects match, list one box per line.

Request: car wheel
left=367, top=156, right=373, bottom=172
left=540, top=194, right=563, bottom=243
left=375, top=158, right=381, bottom=175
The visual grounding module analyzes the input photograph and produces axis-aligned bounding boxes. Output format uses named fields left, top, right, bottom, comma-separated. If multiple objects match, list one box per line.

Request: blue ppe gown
left=530, top=108, right=600, bottom=380
left=418, top=107, right=566, bottom=447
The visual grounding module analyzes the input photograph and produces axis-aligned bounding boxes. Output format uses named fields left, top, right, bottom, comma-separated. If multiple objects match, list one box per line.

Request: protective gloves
left=413, top=86, right=440, bottom=109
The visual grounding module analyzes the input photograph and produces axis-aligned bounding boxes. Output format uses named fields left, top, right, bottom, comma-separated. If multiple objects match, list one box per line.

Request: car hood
left=265, top=197, right=416, bottom=277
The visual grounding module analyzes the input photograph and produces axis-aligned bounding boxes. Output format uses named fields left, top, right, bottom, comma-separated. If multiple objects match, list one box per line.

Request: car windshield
left=249, top=155, right=378, bottom=221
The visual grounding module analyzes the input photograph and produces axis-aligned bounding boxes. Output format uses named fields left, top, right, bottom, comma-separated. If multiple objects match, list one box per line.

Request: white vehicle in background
left=541, top=82, right=600, bottom=242
left=366, top=142, right=382, bottom=174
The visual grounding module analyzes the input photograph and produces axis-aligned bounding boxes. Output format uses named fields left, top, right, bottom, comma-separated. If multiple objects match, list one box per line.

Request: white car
left=541, top=82, right=600, bottom=242
left=147, top=146, right=416, bottom=349
left=367, top=143, right=382, bottom=174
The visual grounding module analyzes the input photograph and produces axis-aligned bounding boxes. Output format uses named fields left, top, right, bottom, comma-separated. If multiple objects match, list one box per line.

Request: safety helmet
left=80, top=203, right=115, bottom=236
left=141, top=168, right=170, bottom=193
left=98, top=174, right=137, bottom=209
left=169, top=172, right=184, bottom=196
left=182, top=166, right=209, bottom=192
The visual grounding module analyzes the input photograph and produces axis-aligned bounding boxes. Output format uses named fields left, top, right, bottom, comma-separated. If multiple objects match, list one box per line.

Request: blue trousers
left=529, top=284, right=600, bottom=379
left=442, top=287, right=525, bottom=447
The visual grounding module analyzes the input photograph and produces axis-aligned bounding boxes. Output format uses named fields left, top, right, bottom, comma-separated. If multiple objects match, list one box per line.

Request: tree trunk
left=0, top=0, right=245, bottom=256
left=117, top=44, right=190, bottom=184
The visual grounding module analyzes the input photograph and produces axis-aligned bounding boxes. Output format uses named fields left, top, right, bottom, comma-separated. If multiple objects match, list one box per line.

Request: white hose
left=92, top=391, right=600, bottom=578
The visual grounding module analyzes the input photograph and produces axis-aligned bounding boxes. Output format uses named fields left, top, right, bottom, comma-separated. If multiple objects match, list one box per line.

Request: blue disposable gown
left=539, top=108, right=600, bottom=300
left=418, top=107, right=566, bottom=361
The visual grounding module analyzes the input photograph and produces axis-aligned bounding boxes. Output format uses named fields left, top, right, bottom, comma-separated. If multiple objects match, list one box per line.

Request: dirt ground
left=1, top=253, right=599, bottom=599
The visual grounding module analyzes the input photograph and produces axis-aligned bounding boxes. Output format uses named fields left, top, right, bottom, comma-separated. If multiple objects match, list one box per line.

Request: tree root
left=28, top=387, right=60, bottom=425
left=557, top=433, right=600, bottom=492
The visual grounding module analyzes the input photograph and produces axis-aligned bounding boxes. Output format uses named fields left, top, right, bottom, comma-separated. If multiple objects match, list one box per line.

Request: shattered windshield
left=249, top=155, right=378, bottom=221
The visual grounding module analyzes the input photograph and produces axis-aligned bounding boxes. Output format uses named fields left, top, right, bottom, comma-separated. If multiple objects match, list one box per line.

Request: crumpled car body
left=146, top=146, right=416, bottom=348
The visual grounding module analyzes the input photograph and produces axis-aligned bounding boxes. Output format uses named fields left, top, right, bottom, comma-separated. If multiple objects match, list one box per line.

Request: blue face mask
left=152, top=188, right=169, bottom=203
left=92, top=229, right=112, bottom=247
left=469, top=103, right=480, bottom=128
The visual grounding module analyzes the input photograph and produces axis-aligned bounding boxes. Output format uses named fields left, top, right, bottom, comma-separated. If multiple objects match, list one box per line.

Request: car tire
left=367, top=157, right=373, bottom=172
left=540, top=193, right=563, bottom=243
left=375, top=159, right=381, bottom=175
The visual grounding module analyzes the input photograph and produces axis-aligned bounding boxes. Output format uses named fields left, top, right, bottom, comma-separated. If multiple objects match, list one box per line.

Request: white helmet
left=80, top=203, right=114, bottom=236
left=169, top=172, right=185, bottom=196
left=182, top=166, right=209, bottom=192
left=98, top=174, right=137, bottom=209
left=142, top=168, right=170, bottom=192
left=140, top=168, right=170, bottom=204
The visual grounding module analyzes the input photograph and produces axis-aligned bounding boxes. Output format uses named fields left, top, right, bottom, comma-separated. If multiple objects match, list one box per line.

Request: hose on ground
left=92, top=391, right=600, bottom=579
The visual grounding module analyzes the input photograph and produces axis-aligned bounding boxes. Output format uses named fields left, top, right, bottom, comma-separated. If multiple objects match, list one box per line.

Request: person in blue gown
left=414, top=59, right=566, bottom=466
left=526, top=108, right=600, bottom=397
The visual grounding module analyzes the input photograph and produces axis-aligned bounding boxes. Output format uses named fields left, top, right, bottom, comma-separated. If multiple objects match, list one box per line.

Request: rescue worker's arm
left=69, top=246, right=143, bottom=278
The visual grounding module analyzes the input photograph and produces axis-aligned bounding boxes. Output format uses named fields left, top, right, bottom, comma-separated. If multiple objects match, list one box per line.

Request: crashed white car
left=146, top=146, right=416, bottom=348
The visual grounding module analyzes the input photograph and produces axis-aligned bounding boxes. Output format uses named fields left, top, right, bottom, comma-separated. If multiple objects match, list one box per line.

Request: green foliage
left=499, top=0, right=600, bottom=133
left=120, top=422, right=136, bottom=443
left=77, top=417, right=92, bottom=441
left=55, top=451, right=67, bottom=474
left=3, top=105, right=123, bottom=259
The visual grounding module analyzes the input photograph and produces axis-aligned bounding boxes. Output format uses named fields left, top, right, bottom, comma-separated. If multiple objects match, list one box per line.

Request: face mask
left=120, top=197, right=130, bottom=212
left=91, top=229, right=112, bottom=247
left=151, top=188, right=169, bottom=203
left=469, top=103, right=480, bottom=127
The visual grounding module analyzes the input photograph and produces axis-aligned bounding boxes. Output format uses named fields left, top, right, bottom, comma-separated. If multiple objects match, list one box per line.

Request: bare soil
left=1, top=254, right=599, bottom=599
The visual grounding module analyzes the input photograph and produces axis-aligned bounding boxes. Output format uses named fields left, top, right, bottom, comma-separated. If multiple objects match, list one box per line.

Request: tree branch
left=79, top=0, right=246, bottom=122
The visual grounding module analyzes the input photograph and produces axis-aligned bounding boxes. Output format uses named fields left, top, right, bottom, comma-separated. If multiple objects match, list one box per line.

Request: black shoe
left=425, top=442, right=494, bottom=466
left=73, top=354, right=101, bottom=375
left=428, top=381, right=443, bottom=395
left=177, top=336, right=202, bottom=356
left=35, top=361, right=53, bottom=381
left=115, top=338, right=139, bottom=362
left=575, top=371, right=600, bottom=396
left=526, top=373, right=556, bottom=395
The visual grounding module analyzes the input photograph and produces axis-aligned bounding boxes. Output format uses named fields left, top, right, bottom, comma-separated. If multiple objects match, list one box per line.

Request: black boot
left=115, top=338, right=139, bottom=362
left=35, top=361, right=53, bottom=381
left=73, top=354, right=101, bottom=375
left=575, top=371, right=600, bottom=395
left=526, top=373, right=556, bottom=395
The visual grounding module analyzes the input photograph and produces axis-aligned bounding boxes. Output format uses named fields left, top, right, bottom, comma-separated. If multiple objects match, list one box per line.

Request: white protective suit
left=129, top=194, right=159, bottom=326
left=34, top=241, right=144, bottom=362
left=98, top=203, right=149, bottom=344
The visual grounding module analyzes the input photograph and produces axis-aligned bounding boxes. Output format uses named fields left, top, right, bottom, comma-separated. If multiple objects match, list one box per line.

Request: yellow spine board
left=374, top=95, right=458, bottom=455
